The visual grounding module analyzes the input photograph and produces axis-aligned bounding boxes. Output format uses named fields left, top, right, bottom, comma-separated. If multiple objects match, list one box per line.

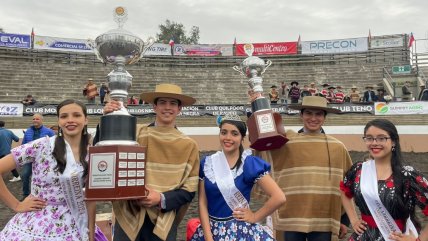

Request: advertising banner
left=374, top=102, right=428, bottom=115
left=0, top=103, right=24, bottom=117
left=235, top=42, right=297, bottom=56
left=0, top=33, right=31, bottom=49
left=34, top=36, right=94, bottom=52
left=22, top=103, right=375, bottom=116
left=370, top=37, right=404, bottom=49
left=144, top=43, right=172, bottom=56
left=173, top=44, right=233, bottom=56
left=301, top=37, right=368, bottom=54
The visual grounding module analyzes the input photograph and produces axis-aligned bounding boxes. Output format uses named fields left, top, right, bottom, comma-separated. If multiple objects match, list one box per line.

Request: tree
left=0, top=28, right=4, bottom=33
left=156, top=19, right=200, bottom=44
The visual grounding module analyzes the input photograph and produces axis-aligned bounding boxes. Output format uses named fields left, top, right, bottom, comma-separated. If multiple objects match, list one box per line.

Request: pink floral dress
left=0, top=137, right=85, bottom=241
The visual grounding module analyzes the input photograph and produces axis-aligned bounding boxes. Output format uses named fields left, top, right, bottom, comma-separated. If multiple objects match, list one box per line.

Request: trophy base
left=99, top=114, right=137, bottom=142
left=247, top=110, right=288, bottom=151
left=85, top=145, right=147, bottom=201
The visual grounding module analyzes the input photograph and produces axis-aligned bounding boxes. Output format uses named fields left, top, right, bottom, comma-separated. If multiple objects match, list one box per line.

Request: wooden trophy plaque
left=85, top=145, right=147, bottom=201
left=247, top=109, right=288, bottom=151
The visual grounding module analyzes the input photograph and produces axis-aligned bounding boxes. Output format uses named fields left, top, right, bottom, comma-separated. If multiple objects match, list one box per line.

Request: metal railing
left=383, top=67, right=395, bottom=96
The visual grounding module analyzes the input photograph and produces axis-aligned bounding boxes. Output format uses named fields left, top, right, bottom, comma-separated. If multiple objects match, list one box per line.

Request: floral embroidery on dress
left=0, top=136, right=86, bottom=241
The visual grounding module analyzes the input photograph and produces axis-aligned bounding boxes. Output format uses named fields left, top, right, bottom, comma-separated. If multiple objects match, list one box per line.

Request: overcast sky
left=1, top=0, right=427, bottom=45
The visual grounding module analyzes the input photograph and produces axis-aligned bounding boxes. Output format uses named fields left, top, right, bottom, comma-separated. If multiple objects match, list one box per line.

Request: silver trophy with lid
left=86, top=7, right=152, bottom=201
left=233, top=44, right=287, bottom=151
left=94, top=6, right=154, bottom=145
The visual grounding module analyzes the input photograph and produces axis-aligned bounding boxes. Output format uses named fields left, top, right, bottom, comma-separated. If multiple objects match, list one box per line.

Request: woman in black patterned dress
left=341, top=119, right=428, bottom=241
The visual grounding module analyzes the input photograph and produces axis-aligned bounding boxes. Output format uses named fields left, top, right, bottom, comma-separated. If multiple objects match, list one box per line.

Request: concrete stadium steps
left=4, top=113, right=428, bottom=130
left=0, top=47, right=411, bottom=105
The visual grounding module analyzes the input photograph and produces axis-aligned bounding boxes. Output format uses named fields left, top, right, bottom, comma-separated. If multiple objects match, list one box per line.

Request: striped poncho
left=258, top=130, right=352, bottom=240
left=112, top=125, right=200, bottom=241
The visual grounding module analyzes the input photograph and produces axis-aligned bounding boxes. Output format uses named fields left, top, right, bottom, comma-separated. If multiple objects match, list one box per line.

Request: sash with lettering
left=52, top=137, right=89, bottom=241
left=211, top=150, right=251, bottom=210
left=361, top=160, right=418, bottom=240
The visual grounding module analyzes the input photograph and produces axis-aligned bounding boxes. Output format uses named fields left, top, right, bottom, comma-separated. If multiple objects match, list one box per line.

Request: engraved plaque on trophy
left=86, top=6, right=154, bottom=200
left=233, top=44, right=288, bottom=151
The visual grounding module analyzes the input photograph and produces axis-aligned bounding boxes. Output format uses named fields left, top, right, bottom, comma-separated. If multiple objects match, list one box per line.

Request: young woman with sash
left=190, top=113, right=286, bottom=241
left=341, top=119, right=428, bottom=241
left=0, top=99, right=107, bottom=241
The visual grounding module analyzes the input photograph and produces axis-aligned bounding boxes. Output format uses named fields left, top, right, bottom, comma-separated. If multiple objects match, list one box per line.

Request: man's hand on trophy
left=248, top=89, right=262, bottom=102
left=138, top=187, right=161, bottom=208
left=103, top=100, right=121, bottom=115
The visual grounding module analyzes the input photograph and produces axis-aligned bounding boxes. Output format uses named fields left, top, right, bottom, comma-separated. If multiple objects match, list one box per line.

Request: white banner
left=370, top=37, right=404, bottom=49
left=301, top=37, right=368, bottom=54
left=0, top=103, right=24, bottom=117
left=34, top=35, right=94, bottom=52
left=374, top=101, right=428, bottom=115
left=173, top=44, right=233, bottom=56
left=144, top=43, right=172, bottom=56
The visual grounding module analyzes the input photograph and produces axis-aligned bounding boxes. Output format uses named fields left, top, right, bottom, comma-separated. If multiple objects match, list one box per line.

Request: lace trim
left=254, top=171, right=270, bottom=183
left=204, top=149, right=251, bottom=184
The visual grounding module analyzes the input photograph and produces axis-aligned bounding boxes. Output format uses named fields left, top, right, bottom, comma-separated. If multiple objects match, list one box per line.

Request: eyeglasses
left=362, top=136, right=391, bottom=143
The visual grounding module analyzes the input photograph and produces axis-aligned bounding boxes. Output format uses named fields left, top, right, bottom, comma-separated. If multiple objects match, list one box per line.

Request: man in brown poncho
left=103, top=84, right=200, bottom=241
left=257, top=96, right=353, bottom=241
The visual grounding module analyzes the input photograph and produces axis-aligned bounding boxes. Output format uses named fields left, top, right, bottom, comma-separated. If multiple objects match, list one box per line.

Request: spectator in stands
left=280, top=81, right=289, bottom=104
left=326, top=86, right=337, bottom=103
left=99, top=83, right=199, bottom=241
left=21, top=94, right=37, bottom=106
left=127, top=95, right=139, bottom=105
left=320, top=83, right=330, bottom=97
left=300, top=84, right=312, bottom=98
left=253, top=96, right=352, bottom=241
left=401, top=81, right=413, bottom=101
left=376, top=88, right=386, bottom=102
left=335, top=86, right=345, bottom=103
left=189, top=113, right=285, bottom=241
left=21, top=113, right=55, bottom=200
left=349, top=85, right=361, bottom=103
left=308, top=82, right=318, bottom=96
left=419, top=83, right=428, bottom=101
left=269, top=85, right=280, bottom=104
left=362, top=85, right=376, bottom=103
left=289, top=81, right=301, bottom=103
left=0, top=121, right=21, bottom=182
left=99, top=82, right=109, bottom=105
left=83, top=78, right=98, bottom=104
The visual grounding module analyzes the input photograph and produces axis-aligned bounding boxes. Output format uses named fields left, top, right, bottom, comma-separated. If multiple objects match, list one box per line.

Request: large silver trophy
left=233, top=44, right=287, bottom=151
left=86, top=7, right=154, bottom=200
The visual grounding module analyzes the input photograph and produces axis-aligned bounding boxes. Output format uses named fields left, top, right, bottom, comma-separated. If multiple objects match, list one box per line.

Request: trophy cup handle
left=88, top=39, right=105, bottom=64
left=232, top=65, right=245, bottom=76
left=261, top=60, right=272, bottom=75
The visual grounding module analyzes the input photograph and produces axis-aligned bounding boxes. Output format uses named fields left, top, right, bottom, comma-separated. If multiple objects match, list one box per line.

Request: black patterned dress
left=341, top=161, right=428, bottom=241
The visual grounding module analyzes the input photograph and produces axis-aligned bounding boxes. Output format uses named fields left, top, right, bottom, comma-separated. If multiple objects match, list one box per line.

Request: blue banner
left=0, top=33, right=31, bottom=49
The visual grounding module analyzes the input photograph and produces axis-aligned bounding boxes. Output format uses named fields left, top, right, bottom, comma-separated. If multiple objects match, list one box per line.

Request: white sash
left=51, top=137, right=89, bottom=241
left=361, top=160, right=418, bottom=240
left=211, top=150, right=251, bottom=211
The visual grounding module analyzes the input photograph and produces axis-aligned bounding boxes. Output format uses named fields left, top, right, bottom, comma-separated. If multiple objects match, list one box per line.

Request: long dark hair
left=52, top=99, right=90, bottom=178
left=220, top=119, right=247, bottom=170
left=364, top=119, right=420, bottom=230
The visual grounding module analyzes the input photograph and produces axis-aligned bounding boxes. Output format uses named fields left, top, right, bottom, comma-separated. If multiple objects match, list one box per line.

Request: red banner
left=235, top=42, right=297, bottom=56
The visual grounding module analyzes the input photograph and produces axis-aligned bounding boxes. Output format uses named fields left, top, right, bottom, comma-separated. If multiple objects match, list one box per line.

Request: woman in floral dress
left=341, top=119, right=428, bottom=241
left=190, top=114, right=286, bottom=241
left=0, top=99, right=107, bottom=241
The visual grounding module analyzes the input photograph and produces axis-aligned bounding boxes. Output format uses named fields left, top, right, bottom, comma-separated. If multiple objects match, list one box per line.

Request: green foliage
left=156, top=19, right=200, bottom=44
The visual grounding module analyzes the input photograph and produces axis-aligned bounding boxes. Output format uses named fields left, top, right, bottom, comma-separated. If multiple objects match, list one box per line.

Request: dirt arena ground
left=1, top=151, right=427, bottom=240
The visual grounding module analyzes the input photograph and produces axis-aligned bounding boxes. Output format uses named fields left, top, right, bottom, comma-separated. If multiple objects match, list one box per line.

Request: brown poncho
left=112, top=125, right=200, bottom=241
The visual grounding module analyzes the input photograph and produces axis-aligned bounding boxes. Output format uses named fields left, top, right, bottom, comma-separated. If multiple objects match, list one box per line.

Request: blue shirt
left=22, top=125, right=55, bottom=145
left=0, top=127, right=19, bottom=156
